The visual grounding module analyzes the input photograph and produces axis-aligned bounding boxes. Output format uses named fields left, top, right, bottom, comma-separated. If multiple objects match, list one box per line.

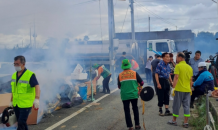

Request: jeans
left=14, top=106, right=32, bottom=130
left=157, top=78, right=170, bottom=107
left=145, top=68, right=152, bottom=84
left=122, top=99, right=139, bottom=128
left=102, top=75, right=111, bottom=93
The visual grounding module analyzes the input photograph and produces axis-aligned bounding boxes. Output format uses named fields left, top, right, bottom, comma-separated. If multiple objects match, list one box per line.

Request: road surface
left=29, top=83, right=191, bottom=130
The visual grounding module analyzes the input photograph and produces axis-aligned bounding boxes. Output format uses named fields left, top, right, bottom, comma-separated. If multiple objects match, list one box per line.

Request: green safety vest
left=101, top=67, right=111, bottom=78
left=11, top=70, right=35, bottom=108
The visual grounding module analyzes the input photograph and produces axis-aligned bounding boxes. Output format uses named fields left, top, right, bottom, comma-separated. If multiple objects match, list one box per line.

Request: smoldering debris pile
left=0, top=64, right=99, bottom=125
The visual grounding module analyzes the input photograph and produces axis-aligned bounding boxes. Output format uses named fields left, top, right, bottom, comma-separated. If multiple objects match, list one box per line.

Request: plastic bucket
left=79, top=86, right=87, bottom=100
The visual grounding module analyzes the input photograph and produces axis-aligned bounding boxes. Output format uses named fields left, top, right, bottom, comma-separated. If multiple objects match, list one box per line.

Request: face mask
left=15, top=66, right=22, bottom=72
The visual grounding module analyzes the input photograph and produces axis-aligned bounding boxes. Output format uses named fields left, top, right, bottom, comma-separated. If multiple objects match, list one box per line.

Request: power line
left=135, top=1, right=177, bottom=29
left=121, top=6, right=130, bottom=32
left=135, top=1, right=177, bottom=27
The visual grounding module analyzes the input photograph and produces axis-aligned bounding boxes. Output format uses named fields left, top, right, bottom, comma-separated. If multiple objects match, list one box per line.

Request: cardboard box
left=0, top=93, right=12, bottom=113
left=85, top=78, right=97, bottom=97
left=0, top=93, right=43, bottom=125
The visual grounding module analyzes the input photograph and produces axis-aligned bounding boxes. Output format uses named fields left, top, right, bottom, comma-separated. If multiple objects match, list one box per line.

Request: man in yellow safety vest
left=10, top=56, right=40, bottom=130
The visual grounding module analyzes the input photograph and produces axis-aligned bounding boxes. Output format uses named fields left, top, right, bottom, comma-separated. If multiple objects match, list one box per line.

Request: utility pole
left=33, top=22, right=37, bottom=48
left=148, top=16, right=150, bottom=32
left=130, top=0, right=135, bottom=43
left=108, top=0, right=116, bottom=83
left=30, top=28, right=32, bottom=46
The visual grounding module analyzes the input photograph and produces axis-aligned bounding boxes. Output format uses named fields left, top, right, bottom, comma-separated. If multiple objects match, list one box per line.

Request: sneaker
left=165, top=110, right=172, bottom=116
left=159, top=110, right=164, bottom=116
left=183, top=123, right=189, bottom=128
left=135, top=126, right=141, bottom=130
left=167, top=120, right=177, bottom=126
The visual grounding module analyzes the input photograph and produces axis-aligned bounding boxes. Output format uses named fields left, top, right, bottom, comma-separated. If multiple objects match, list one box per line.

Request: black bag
left=62, top=102, right=74, bottom=108
left=72, top=97, right=83, bottom=106
left=1, top=107, right=17, bottom=127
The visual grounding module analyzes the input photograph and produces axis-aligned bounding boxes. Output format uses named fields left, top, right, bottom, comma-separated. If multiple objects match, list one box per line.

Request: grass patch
left=189, top=97, right=218, bottom=130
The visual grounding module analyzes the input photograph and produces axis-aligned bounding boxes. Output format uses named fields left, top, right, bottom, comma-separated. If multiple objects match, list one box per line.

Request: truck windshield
left=156, top=42, right=169, bottom=52
left=170, top=41, right=177, bottom=53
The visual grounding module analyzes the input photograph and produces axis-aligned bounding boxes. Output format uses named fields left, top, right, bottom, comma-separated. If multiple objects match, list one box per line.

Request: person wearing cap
left=145, top=56, right=153, bottom=84
left=151, top=55, right=162, bottom=94
left=167, top=52, right=193, bottom=128
left=117, top=59, right=144, bottom=130
left=93, top=64, right=111, bottom=94
left=190, top=62, right=214, bottom=108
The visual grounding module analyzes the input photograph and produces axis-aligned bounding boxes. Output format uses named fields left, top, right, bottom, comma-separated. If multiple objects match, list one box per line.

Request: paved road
left=29, top=84, right=191, bottom=130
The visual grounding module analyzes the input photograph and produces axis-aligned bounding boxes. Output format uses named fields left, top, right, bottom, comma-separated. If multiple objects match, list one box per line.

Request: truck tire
left=211, top=66, right=218, bottom=87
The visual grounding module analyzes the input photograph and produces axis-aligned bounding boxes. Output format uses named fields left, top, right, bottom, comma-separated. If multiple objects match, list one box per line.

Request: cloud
left=0, top=0, right=217, bottom=46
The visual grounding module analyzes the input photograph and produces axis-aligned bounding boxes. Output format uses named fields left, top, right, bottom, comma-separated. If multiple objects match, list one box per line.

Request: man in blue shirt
left=190, top=62, right=214, bottom=108
left=155, top=53, right=173, bottom=116
left=189, top=51, right=204, bottom=80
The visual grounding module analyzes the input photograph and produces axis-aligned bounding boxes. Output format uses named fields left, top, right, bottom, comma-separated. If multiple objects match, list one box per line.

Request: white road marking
left=45, top=88, right=119, bottom=130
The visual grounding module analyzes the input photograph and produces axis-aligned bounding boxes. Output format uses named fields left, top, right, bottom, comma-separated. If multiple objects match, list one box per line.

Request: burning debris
left=0, top=63, right=100, bottom=127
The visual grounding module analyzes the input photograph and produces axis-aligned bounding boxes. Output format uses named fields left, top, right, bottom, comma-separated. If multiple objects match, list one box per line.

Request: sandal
left=183, top=123, right=189, bottom=128
left=167, top=120, right=177, bottom=126
left=135, top=126, right=141, bottom=130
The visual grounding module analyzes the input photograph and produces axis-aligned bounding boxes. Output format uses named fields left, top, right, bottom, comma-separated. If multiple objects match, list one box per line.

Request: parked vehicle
left=66, top=39, right=177, bottom=67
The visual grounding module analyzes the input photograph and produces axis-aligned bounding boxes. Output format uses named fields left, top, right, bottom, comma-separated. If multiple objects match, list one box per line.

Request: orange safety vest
left=119, top=70, right=137, bottom=82
left=132, top=59, right=139, bottom=70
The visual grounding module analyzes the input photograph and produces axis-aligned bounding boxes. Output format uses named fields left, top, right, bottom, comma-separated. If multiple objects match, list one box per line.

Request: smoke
left=194, top=32, right=218, bottom=60
left=0, top=37, right=80, bottom=123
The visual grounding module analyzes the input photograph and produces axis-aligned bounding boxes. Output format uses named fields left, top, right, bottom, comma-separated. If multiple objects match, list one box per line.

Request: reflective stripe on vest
left=132, top=60, right=139, bottom=70
left=119, top=70, right=137, bottom=82
left=11, top=69, right=35, bottom=108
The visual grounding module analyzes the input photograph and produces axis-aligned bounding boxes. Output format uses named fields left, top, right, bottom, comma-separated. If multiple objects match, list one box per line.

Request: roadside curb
left=209, top=97, right=218, bottom=124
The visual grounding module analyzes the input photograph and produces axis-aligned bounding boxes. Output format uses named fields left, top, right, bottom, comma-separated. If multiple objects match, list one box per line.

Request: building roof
left=115, top=30, right=194, bottom=41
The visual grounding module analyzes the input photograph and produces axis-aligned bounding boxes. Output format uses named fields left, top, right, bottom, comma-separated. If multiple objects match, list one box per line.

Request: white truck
left=65, top=39, right=177, bottom=67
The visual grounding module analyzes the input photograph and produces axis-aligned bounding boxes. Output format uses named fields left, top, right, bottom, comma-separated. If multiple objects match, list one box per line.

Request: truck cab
left=146, top=39, right=177, bottom=59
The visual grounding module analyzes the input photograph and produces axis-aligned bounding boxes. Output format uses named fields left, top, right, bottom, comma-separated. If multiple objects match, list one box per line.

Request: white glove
left=9, top=102, right=13, bottom=107
left=33, top=99, right=39, bottom=109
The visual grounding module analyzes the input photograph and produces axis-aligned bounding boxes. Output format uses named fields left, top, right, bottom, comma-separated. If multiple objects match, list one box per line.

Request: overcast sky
left=0, top=0, right=217, bottom=48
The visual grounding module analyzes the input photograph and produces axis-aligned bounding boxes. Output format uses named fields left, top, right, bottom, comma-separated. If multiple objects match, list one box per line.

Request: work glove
left=9, top=102, right=13, bottom=107
left=33, top=99, right=39, bottom=110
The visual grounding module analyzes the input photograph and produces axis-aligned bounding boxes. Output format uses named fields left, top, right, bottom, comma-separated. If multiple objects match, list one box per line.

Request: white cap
left=198, top=62, right=206, bottom=67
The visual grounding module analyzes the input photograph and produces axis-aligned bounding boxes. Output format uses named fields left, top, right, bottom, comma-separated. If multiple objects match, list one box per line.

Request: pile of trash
left=0, top=64, right=99, bottom=127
